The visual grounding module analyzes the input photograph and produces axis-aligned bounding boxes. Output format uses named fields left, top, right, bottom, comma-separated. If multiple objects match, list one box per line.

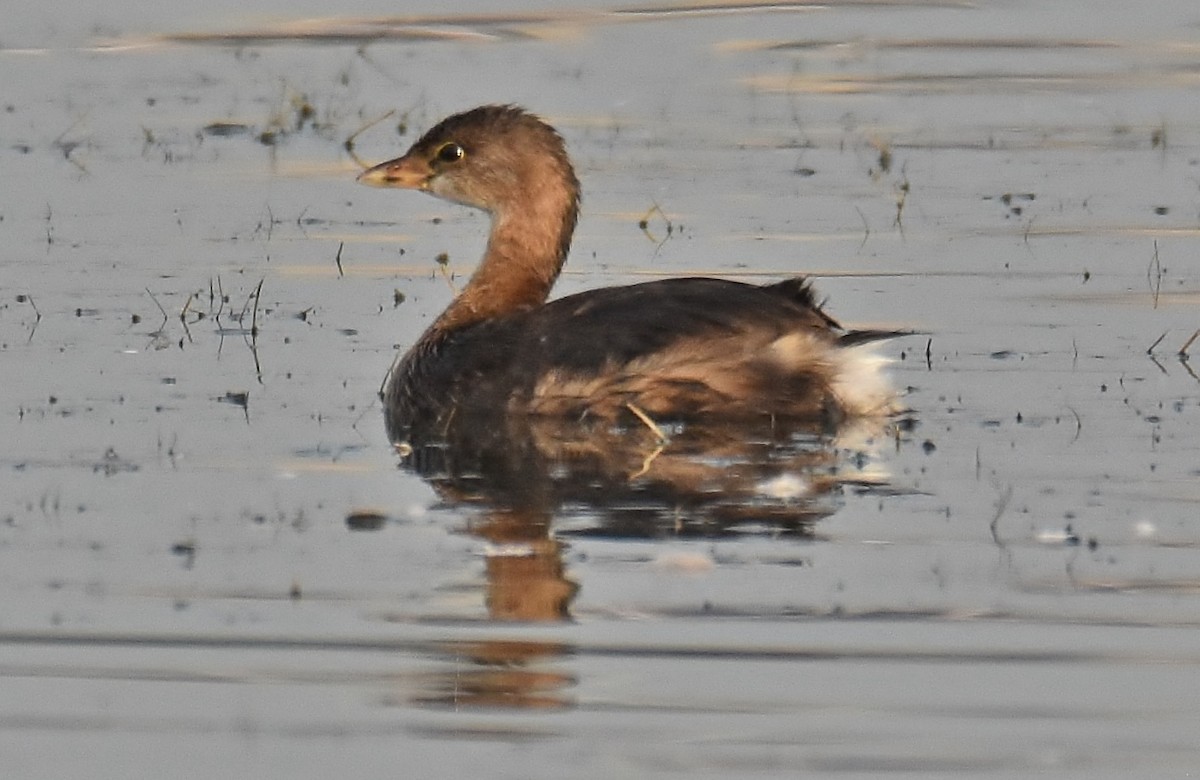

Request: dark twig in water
left=924, top=337, right=933, bottom=371
left=989, top=484, right=1014, bottom=549
left=345, top=109, right=396, bottom=168
left=145, top=287, right=168, bottom=323
left=266, top=204, right=274, bottom=242
left=250, top=278, right=264, bottom=339
left=350, top=395, right=380, bottom=439
left=335, top=241, right=345, bottom=278
left=145, top=285, right=166, bottom=319
left=1148, top=240, right=1162, bottom=309
left=854, top=206, right=870, bottom=252
left=241, top=279, right=266, bottom=384
left=247, top=337, right=264, bottom=385
left=235, top=279, right=260, bottom=331
left=1178, top=328, right=1199, bottom=358
left=179, top=292, right=196, bottom=344
left=1178, top=331, right=1200, bottom=382
left=434, top=252, right=457, bottom=294
left=785, top=60, right=808, bottom=143
left=638, top=201, right=673, bottom=249
left=212, top=276, right=228, bottom=325
left=1179, top=354, right=1199, bottom=382
left=1146, top=330, right=1168, bottom=355
left=144, top=287, right=173, bottom=350
left=52, top=114, right=90, bottom=173
left=1066, top=405, right=1082, bottom=444
left=893, top=175, right=909, bottom=235
left=16, top=293, right=41, bottom=343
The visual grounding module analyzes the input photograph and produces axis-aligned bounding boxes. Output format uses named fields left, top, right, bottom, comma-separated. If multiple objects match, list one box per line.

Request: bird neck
left=431, top=180, right=579, bottom=334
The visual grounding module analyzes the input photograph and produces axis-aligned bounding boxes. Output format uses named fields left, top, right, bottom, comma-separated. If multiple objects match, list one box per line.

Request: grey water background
left=3, top=1, right=1200, bottom=777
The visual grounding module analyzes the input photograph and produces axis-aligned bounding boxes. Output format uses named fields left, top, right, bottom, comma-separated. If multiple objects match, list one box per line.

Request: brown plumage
left=358, top=105, right=899, bottom=443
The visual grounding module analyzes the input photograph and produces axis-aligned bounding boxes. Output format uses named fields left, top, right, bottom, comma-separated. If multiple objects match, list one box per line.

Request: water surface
left=3, top=1, right=1200, bottom=777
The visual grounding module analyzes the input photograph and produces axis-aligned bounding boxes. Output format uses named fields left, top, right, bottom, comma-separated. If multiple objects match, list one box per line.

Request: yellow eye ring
left=436, top=143, right=464, bottom=164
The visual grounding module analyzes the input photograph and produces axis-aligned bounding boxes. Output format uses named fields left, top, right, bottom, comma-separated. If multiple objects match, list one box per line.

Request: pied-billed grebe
left=359, top=105, right=899, bottom=440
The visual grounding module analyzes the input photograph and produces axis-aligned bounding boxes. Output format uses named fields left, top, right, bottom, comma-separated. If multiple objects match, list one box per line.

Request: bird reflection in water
left=383, top=411, right=898, bottom=713
left=394, top=404, right=899, bottom=623
left=402, top=639, right=576, bottom=712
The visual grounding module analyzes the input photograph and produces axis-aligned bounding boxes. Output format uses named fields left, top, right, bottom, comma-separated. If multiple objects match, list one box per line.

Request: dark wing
left=515, top=276, right=841, bottom=372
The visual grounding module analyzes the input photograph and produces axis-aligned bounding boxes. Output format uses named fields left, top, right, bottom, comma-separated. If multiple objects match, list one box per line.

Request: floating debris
left=93, top=447, right=139, bottom=477
left=346, top=510, right=390, bottom=531
left=220, top=391, right=249, bottom=408
left=201, top=121, right=252, bottom=137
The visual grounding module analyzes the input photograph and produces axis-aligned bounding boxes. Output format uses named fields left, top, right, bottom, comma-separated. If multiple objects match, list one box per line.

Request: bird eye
left=435, top=143, right=464, bottom=164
